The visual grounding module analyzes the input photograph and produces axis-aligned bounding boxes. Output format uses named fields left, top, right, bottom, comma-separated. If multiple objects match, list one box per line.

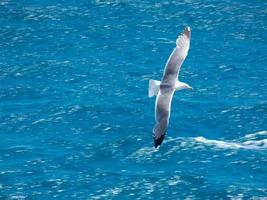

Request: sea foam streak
left=195, top=131, right=267, bottom=150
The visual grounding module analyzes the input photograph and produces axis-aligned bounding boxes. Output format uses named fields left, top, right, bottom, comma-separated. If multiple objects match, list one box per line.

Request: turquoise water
left=0, top=0, right=266, bottom=199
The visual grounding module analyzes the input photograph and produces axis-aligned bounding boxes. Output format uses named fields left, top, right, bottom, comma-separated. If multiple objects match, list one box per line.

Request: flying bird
left=148, top=26, right=192, bottom=148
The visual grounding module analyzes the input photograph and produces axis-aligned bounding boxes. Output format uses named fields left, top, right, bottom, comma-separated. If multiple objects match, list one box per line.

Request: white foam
left=91, top=187, right=122, bottom=200
left=244, top=130, right=267, bottom=139
left=195, top=137, right=242, bottom=149
left=127, top=146, right=158, bottom=160
left=167, top=175, right=181, bottom=186
left=195, top=136, right=267, bottom=150
left=32, top=118, right=47, bottom=125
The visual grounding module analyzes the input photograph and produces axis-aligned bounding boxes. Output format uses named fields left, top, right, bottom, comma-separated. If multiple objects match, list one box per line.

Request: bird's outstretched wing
left=153, top=86, right=174, bottom=148
left=161, top=26, right=191, bottom=86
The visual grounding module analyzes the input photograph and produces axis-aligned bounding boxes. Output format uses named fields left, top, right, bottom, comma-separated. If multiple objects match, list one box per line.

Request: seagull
left=148, top=26, right=192, bottom=148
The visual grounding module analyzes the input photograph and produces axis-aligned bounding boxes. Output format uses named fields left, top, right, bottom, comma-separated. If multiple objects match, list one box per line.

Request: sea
left=0, top=0, right=266, bottom=199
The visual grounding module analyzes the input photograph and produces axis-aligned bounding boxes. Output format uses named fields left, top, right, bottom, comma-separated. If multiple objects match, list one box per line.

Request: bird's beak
left=189, top=86, right=193, bottom=90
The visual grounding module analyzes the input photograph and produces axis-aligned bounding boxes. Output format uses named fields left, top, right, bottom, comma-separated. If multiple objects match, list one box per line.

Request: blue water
left=0, top=0, right=267, bottom=199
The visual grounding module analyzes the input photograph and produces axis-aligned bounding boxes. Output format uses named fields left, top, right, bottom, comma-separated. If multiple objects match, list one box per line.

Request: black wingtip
left=185, top=26, right=191, bottom=32
left=154, top=134, right=166, bottom=148
left=183, top=26, right=191, bottom=39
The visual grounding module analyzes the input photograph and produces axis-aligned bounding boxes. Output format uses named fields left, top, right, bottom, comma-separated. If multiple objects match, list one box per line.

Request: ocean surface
left=0, top=0, right=266, bottom=199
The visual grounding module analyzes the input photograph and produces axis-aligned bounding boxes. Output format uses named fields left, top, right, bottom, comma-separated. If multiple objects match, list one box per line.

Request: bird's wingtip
left=186, top=26, right=191, bottom=32
left=183, top=26, right=191, bottom=39
left=154, top=134, right=166, bottom=148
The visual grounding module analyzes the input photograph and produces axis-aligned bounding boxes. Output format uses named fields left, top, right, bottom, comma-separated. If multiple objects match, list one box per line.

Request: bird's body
left=148, top=26, right=192, bottom=148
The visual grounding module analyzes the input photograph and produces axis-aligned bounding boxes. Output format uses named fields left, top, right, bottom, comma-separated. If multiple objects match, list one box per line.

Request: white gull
left=149, top=26, right=192, bottom=148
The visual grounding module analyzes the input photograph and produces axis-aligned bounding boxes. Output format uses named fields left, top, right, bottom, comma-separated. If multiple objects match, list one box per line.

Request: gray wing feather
left=154, top=87, right=174, bottom=140
left=162, top=27, right=191, bottom=86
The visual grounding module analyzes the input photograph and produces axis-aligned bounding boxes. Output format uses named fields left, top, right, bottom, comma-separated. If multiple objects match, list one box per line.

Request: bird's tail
left=148, top=79, right=161, bottom=98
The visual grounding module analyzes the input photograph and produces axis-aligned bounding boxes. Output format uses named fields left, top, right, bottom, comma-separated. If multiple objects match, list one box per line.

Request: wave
left=244, top=130, right=267, bottom=139
left=195, top=131, right=267, bottom=150
left=127, top=131, right=267, bottom=161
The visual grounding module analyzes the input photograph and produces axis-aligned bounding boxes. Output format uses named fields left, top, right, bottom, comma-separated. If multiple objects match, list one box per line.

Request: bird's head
left=175, top=82, right=193, bottom=91
left=184, top=83, right=193, bottom=90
